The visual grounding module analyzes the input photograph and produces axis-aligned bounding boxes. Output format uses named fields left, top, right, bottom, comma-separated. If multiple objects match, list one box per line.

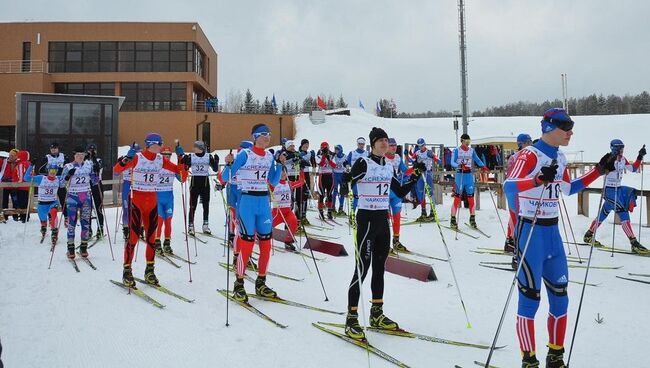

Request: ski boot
left=284, top=241, right=296, bottom=251
left=425, top=209, right=436, bottom=221
left=327, top=208, right=334, bottom=220
left=163, top=239, right=174, bottom=255
left=202, top=222, right=212, bottom=235
left=369, top=302, right=399, bottom=330
left=521, top=351, right=540, bottom=367
left=450, top=215, right=458, bottom=230
left=232, top=278, right=248, bottom=303
left=546, top=346, right=566, bottom=368
left=469, top=214, right=478, bottom=229
left=154, top=238, right=163, bottom=255
left=79, top=241, right=89, bottom=258
left=40, top=225, right=47, bottom=238
left=122, top=265, right=135, bottom=288
left=337, top=206, right=346, bottom=216
left=630, top=238, right=650, bottom=255
left=188, top=223, right=195, bottom=236
left=66, top=242, right=76, bottom=260
left=51, top=228, right=59, bottom=245
left=301, top=217, right=311, bottom=226
left=144, top=262, right=159, bottom=286
left=583, top=230, right=603, bottom=247
left=122, top=225, right=129, bottom=240
left=296, top=223, right=305, bottom=234
left=255, top=276, right=278, bottom=298
left=345, top=309, right=366, bottom=340
left=318, top=208, right=325, bottom=221
left=392, top=235, right=409, bottom=253
left=96, top=226, right=104, bottom=240
left=416, top=208, right=428, bottom=222
left=504, top=237, right=516, bottom=253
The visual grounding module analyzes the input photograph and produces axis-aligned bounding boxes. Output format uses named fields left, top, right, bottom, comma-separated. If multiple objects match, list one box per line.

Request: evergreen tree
left=326, top=95, right=335, bottom=110
left=244, top=89, right=255, bottom=113
left=263, top=96, right=274, bottom=114
left=336, top=94, right=348, bottom=108
left=302, top=95, right=315, bottom=113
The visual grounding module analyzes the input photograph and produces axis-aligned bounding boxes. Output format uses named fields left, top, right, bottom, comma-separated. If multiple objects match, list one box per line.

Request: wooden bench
left=577, top=187, right=649, bottom=227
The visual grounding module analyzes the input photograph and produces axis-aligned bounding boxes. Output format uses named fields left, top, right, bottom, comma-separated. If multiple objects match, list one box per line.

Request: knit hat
left=541, top=108, right=574, bottom=133
left=320, top=141, right=329, bottom=149
left=144, top=132, right=163, bottom=148
left=194, top=140, right=206, bottom=151
left=369, top=127, right=389, bottom=147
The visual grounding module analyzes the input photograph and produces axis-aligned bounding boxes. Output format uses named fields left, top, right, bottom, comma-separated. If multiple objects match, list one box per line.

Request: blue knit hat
left=541, top=108, right=573, bottom=133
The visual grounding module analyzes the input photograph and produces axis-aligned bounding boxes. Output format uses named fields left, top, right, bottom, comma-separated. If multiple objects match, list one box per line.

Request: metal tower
left=458, top=0, right=469, bottom=134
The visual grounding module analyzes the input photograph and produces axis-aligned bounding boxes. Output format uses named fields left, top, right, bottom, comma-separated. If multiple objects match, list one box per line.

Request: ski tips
left=466, top=322, right=472, bottom=329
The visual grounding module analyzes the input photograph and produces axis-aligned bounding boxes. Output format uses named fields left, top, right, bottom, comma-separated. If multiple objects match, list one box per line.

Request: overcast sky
left=3, top=0, right=649, bottom=112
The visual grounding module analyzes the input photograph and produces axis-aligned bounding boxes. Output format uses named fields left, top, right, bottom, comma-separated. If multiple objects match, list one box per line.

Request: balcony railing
left=0, top=60, right=47, bottom=74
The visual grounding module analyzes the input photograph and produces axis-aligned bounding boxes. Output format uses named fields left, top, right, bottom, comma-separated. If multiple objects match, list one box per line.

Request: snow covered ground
left=1, top=109, right=649, bottom=367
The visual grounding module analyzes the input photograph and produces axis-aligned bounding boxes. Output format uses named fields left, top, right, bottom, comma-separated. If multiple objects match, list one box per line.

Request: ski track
left=1, top=111, right=649, bottom=367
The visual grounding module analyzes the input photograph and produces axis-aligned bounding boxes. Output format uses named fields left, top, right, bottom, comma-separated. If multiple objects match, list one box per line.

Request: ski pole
left=423, top=175, right=472, bottom=328
left=485, top=181, right=507, bottom=239
left=224, top=150, right=233, bottom=327
left=559, top=190, right=582, bottom=262
left=95, top=181, right=114, bottom=261
left=558, top=195, right=573, bottom=256
left=177, top=140, right=192, bottom=283
left=270, top=186, right=311, bottom=274
left=611, top=171, right=619, bottom=257
left=299, top=215, right=329, bottom=301
left=48, top=179, right=72, bottom=269
left=455, top=169, right=465, bottom=241
left=484, top=160, right=557, bottom=367
left=639, top=154, right=644, bottom=242
left=567, top=179, right=609, bottom=367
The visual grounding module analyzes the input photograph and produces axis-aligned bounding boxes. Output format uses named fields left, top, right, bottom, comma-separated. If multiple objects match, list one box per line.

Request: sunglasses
left=546, top=117, right=574, bottom=132
left=257, top=132, right=271, bottom=137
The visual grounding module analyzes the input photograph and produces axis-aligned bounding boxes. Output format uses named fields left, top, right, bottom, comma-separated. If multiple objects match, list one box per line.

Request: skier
left=113, top=133, right=185, bottom=287
left=346, top=137, right=369, bottom=211
left=449, top=133, right=489, bottom=230
left=271, top=167, right=304, bottom=251
left=410, top=138, right=441, bottom=221
left=583, top=140, right=647, bottom=254
left=331, top=144, right=348, bottom=215
left=12, top=150, right=31, bottom=223
left=155, top=146, right=180, bottom=255
left=342, top=127, right=425, bottom=340
left=180, top=140, right=219, bottom=235
left=25, top=163, right=62, bottom=244
left=86, top=144, right=105, bottom=239
left=316, top=141, right=337, bottom=220
left=504, top=108, right=615, bottom=368
left=61, top=146, right=99, bottom=259
left=385, top=138, right=409, bottom=252
left=222, top=123, right=283, bottom=302
left=295, top=139, right=314, bottom=228
left=504, top=133, right=533, bottom=252
left=1, top=149, right=18, bottom=221
left=118, top=143, right=141, bottom=240
left=39, top=142, right=67, bottom=225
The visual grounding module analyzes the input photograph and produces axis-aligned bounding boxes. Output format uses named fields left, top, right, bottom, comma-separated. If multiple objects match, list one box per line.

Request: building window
left=121, top=82, right=186, bottom=111
left=54, top=83, right=115, bottom=96
left=49, top=41, right=204, bottom=76
left=22, top=42, right=31, bottom=72
left=0, top=126, right=16, bottom=151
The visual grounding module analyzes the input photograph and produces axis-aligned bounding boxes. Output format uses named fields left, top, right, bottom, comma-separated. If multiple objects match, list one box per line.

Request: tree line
left=220, top=89, right=348, bottom=115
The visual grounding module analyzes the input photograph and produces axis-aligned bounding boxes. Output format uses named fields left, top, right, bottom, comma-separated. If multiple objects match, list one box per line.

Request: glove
left=213, top=180, right=223, bottom=192
left=535, top=163, right=558, bottom=185
left=126, top=144, right=136, bottom=159
left=638, top=145, right=647, bottom=161
left=596, top=153, right=616, bottom=174
left=64, top=167, right=76, bottom=181
left=175, top=143, right=185, bottom=156
left=413, top=161, right=426, bottom=177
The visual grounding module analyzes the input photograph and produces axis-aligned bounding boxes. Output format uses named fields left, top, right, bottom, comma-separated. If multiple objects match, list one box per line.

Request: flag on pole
left=376, top=101, right=382, bottom=116
left=359, top=100, right=365, bottom=109
left=272, top=94, right=277, bottom=109
left=317, top=96, right=327, bottom=110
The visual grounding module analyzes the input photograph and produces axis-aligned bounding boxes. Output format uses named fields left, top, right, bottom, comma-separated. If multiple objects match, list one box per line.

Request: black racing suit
left=344, top=154, right=420, bottom=308
left=181, top=152, right=219, bottom=225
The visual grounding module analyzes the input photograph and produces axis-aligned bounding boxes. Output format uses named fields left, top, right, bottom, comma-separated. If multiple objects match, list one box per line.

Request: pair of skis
left=217, top=289, right=343, bottom=329
left=69, top=255, right=97, bottom=272
left=313, top=321, right=506, bottom=368
left=110, top=278, right=195, bottom=308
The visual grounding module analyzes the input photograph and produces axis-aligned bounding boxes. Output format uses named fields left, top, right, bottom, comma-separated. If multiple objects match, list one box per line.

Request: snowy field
left=1, top=109, right=649, bottom=367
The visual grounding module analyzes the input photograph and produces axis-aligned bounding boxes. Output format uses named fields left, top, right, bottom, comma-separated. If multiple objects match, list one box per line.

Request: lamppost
left=453, top=110, right=461, bottom=147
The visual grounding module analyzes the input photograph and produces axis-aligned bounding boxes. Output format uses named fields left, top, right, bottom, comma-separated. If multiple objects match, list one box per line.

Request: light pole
left=453, top=110, right=461, bottom=147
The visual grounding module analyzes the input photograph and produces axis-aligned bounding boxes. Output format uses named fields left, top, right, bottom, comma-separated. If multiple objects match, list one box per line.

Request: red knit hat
left=320, top=141, right=329, bottom=149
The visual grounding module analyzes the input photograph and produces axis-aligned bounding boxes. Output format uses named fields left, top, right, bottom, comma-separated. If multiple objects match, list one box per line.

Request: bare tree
left=224, top=88, right=244, bottom=113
